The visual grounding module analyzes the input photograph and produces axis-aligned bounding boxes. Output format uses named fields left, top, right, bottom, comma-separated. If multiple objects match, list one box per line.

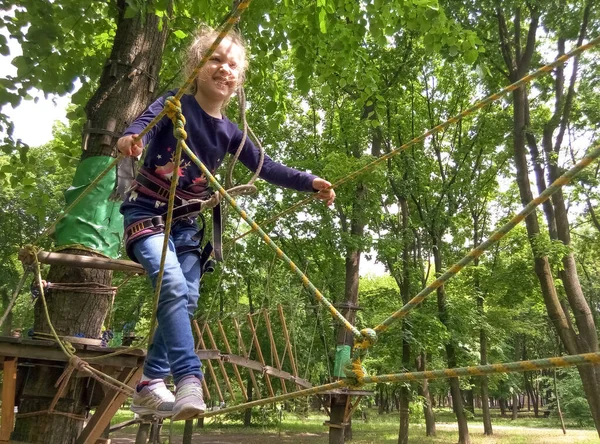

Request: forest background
left=0, top=0, right=599, bottom=443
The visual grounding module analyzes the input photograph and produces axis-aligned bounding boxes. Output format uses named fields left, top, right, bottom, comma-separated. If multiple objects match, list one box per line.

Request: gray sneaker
left=131, top=379, right=175, bottom=418
left=172, top=375, right=206, bottom=421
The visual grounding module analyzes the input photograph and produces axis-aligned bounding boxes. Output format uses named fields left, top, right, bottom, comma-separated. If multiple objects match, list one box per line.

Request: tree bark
left=416, top=352, right=436, bottom=436
left=497, top=4, right=600, bottom=435
left=433, top=239, right=470, bottom=444
left=398, top=197, right=411, bottom=444
left=12, top=3, right=170, bottom=442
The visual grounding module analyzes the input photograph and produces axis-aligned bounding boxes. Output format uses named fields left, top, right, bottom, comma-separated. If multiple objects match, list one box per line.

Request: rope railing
left=195, top=351, right=600, bottom=419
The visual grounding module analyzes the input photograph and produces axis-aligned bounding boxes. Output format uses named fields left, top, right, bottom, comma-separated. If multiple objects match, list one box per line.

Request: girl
left=117, top=26, right=335, bottom=421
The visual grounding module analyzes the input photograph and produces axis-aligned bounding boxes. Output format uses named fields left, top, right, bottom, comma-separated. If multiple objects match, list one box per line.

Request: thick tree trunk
left=330, top=211, right=364, bottom=444
left=12, top=3, right=170, bottom=442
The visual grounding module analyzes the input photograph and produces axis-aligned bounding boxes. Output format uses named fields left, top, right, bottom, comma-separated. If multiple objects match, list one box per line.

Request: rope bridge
left=3, top=0, right=600, bottom=439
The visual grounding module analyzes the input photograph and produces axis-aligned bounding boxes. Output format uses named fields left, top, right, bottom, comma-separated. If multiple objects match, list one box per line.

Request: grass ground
left=109, top=407, right=599, bottom=443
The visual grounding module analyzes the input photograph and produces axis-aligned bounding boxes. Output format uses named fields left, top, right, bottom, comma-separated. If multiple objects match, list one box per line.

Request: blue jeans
left=124, top=207, right=204, bottom=384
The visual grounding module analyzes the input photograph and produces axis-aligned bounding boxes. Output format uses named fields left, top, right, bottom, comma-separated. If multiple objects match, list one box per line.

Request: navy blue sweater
left=121, top=91, right=316, bottom=216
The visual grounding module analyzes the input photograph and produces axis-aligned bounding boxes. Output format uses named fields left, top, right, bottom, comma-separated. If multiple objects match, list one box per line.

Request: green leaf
left=464, top=49, right=479, bottom=64
left=319, top=8, right=327, bottom=34
left=265, top=100, right=277, bottom=115
left=173, top=30, right=187, bottom=40
left=297, top=76, right=310, bottom=94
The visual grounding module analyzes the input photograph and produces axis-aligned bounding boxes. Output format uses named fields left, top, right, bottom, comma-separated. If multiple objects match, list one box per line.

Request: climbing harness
left=125, top=165, right=258, bottom=266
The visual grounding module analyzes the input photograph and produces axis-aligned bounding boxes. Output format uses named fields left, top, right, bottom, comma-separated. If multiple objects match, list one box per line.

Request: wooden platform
left=19, top=248, right=145, bottom=274
left=0, top=335, right=144, bottom=444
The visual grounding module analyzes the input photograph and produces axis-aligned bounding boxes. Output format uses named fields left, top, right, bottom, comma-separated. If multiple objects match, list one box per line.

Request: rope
left=371, top=141, right=600, bottom=335
left=27, top=245, right=135, bottom=395
left=225, top=86, right=265, bottom=189
left=45, top=282, right=117, bottom=295
left=226, top=35, right=600, bottom=247
left=180, top=141, right=362, bottom=338
left=147, top=97, right=186, bottom=345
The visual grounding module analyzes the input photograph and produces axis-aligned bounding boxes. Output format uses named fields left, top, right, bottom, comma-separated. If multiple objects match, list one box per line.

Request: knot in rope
left=68, top=355, right=89, bottom=373
left=18, top=244, right=40, bottom=267
left=164, top=96, right=182, bottom=121
left=343, top=358, right=366, bottom=388
left=354, top=328, right=377, bottom=352
left=165, top=97, right=188, bottom=140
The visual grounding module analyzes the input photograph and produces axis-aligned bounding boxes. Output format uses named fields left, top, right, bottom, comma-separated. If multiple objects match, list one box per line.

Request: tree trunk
left=330, top=212, right=363, bottom=444
left=473, top=211, right=492, bottom=435
left=416, top=352, right=436, bottom=436
left=433, top=239, right=470, bottom=444
left=243, top=375, right=253, bottom=427
left=497, top=5, right=600, bottom=435
left=12, top=3, right=170, bottom=442
left=398, top=196, right=411, bottom=444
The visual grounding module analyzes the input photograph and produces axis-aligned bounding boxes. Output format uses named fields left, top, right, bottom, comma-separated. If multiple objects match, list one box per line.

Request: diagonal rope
left=0, top=270, right=30, bottom=330
left=226, top=35, right=600, bottom=247
left=369, top=141, right=600, bottom=336
left=179, top=140, right=362, bottom=338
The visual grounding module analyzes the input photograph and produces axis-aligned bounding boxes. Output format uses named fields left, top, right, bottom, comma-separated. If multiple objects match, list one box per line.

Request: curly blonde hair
left=184, top=25, right=249, bottom=96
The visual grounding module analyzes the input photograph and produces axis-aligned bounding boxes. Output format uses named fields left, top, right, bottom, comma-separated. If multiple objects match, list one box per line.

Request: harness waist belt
left=125, top=169, right=223, bottom=264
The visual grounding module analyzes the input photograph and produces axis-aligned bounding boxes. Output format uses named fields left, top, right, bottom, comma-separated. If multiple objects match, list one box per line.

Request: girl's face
left=196, top=36, right=245, bottom=107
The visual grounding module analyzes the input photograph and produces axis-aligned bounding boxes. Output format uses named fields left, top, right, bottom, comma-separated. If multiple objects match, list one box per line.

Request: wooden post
left=262, top=311, right=287, bottom=393
left=195, top=324, right=224, bottom=404
left=247, top=313, right=275, bottom=397
left=204, top=323, right=235, bottom=402
left=1, top=357, right=17, bottom=442
left=217, top=320, right=248, bottom=401
left=232, top=318, right=261, bottom=399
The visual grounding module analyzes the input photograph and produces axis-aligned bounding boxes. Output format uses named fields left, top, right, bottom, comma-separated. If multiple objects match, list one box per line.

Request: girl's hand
left=117, top=134, right=144, bottom=157
left=312, top=178, right=336, bottom=206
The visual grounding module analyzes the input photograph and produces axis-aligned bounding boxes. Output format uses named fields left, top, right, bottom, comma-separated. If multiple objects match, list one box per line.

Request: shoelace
left=177, top=382, right=203, bottom=399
